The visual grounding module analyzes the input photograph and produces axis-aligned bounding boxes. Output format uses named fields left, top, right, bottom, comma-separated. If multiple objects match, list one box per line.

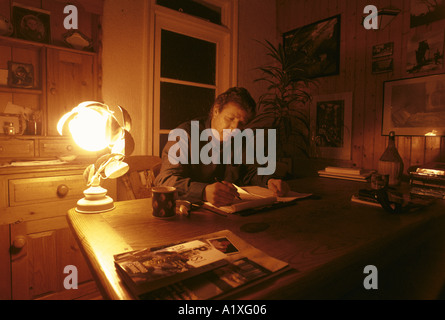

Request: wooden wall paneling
left=440, top=137, right=445, bottom=162
left=0, top=93, right=12, bottom=113
left=334, top=0, right=346, bottom=94
left=14, top=0, right=41, bottom=9
left=386, top=0, right=409, bottom=173
left=425, top=137, right=442, bottom=164
left=411, top=136, right=426, bottom=166
left=374, top=0, right=400, bottom=169
left=279, top=0, right=445, bottom=169
left=351, top=0, right=368, bottom=168
left=0, top=45, right=11, bottom=69
left=362, top=0, right=380, bottom=170
left=0, top=1, right=10, bottom=20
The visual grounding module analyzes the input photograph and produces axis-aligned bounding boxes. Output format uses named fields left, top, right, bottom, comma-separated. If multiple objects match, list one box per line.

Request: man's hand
left=267, top=179, right=290, bottom=196
left=203, top=181, right=239, bottom=207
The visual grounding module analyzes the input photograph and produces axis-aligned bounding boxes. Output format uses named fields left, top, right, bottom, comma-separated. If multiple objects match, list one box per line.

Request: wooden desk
left=66, top=177, right=445, bottom=300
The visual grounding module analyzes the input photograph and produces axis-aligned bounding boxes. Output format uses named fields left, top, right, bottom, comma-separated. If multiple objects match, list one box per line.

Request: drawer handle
left=57, top=184, right=69, bottom=198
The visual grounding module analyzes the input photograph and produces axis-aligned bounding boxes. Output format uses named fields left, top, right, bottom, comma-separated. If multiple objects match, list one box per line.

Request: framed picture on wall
left=283, top=15, right=341, bottom=79
left=372, top=42, right=394, bottom=59
left=406, top=28, right=443, bottom=74
left=12, top=4, right=51, bottom=44
left=310, top=92, right=352, bottom=160
left=382, top=73, right=445, bottom=136
left=7, top=61, right=34, bottom=88
left=410, top=0, right=445, bottom=28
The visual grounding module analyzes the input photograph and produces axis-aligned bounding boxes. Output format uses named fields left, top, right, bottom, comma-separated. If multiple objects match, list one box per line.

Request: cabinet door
left=10, top=216, right=93, bottom=300
left=46, top=48, right=97, bottom=136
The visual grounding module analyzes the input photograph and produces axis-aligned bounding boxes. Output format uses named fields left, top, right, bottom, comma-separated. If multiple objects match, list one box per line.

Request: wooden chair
left=116, top=155, right=162, bottom=200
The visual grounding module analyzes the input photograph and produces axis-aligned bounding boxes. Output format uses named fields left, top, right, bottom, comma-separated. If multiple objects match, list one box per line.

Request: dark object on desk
left=355, top=188, right=435, bottom=214
left=378, top=131, right=404, bottom=186
left=409, top=162, right=445, bottom=199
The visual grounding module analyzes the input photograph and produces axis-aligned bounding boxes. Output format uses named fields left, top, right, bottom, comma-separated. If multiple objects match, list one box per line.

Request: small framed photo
left=372, top=58, right=394, bottom=74
left=7, top=61, right=34, bottom=88
left=372, top=42, right=394, bottom=59
left=12, top=4, right=51, bottom=44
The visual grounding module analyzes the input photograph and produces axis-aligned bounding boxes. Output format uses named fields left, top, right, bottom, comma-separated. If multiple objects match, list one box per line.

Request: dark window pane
left=159, top=134, right=169, bottom=156
left=161, top=29, right=216, bottom=85
left=160, top=82, right=215, bottom=130
left=156, top=0, right=221, bottom=25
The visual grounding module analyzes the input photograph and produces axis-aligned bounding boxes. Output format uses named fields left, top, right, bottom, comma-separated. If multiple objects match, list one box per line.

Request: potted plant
left=252, top=38, right=315, bottom=176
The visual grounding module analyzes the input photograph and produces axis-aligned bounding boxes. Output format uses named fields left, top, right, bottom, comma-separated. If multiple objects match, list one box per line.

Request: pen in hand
left=214, top=177, right=242, bottom=200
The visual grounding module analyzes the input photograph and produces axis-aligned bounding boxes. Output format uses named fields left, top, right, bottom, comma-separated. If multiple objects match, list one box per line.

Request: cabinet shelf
left=0, top=35, right=96, bottom=56
left=0, top=86, right=43, bottom=95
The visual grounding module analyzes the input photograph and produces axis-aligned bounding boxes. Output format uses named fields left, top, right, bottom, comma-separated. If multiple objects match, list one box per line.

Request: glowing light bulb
left=68, top=108, right=110, bottom=151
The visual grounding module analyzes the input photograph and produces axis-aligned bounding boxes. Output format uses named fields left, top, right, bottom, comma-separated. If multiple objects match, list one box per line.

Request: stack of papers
left=318, top=166, right=375, bottom=182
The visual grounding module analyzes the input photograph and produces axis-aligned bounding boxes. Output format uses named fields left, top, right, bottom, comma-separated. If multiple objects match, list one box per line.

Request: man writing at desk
left=154, top=87, right=289, bottom=207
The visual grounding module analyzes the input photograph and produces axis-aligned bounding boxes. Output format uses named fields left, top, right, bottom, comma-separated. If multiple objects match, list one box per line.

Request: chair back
left=116, top=155, right=162, bottom=200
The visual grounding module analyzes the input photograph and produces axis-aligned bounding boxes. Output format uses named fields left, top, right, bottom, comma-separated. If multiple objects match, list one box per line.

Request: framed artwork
left=7, top=61, right=34, bottom=88
left=406, top=28, right=443, bottom=74
left=410, top=0, right=445, bottom=28
left=382, top=73, right=445, bottom=136
left=372, top=42, right=394, bottom=59
left=12, top=4, right=51, bottom=44
left=283, top=14, right=341, bottom=79
left=310, top=92, right=352, bottom=160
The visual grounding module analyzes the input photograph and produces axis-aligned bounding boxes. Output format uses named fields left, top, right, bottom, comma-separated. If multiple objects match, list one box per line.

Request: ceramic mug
left=371, top=173, right=389, bottom=190
left=151, top=186, right=177, bottom=218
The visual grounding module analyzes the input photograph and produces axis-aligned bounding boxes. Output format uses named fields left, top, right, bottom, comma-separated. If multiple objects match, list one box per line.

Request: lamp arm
left=87, top=153, right=126, bottom=186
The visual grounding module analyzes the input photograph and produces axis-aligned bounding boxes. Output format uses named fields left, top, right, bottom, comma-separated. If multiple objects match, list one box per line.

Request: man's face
left=211, top=102, right=248, bottom=141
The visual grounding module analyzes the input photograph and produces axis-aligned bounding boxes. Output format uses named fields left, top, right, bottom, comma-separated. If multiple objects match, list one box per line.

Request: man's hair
left=210, top=87, right=256, bottom=121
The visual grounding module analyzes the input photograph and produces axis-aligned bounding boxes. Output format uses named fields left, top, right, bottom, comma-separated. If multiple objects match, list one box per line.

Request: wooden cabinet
left=46, top=48, right=98, bottom=136
left=0, top=0, right=103, bottom=161
left=0, top=164, right=116, bottom=300
left=0, top=37, right=100, bottom=160
left=0, top=0, right=106, bottom=300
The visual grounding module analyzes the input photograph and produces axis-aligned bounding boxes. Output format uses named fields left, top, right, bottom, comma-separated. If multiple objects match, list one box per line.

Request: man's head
left=210, top=87, right=256, bottom=140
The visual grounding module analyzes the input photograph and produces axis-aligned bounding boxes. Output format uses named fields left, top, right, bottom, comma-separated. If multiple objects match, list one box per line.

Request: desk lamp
left=57, top=101, right=134, bottom=213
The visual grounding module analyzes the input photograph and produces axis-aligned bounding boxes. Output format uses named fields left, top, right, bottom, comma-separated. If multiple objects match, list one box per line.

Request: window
left=151, top=0, right=237, bottom=156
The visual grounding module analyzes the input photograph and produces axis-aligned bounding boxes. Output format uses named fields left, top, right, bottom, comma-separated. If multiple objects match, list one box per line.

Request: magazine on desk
left=114, top=230, right=290, bottom=300
left=201, top=185, right=312, bottom=215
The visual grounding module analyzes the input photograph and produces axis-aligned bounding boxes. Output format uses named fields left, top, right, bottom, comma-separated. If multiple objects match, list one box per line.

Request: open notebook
left=201, top=185, right=312, bottom=215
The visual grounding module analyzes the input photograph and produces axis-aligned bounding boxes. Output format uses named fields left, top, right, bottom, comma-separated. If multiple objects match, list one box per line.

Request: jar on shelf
left=3, top=121, right=15, bottom=135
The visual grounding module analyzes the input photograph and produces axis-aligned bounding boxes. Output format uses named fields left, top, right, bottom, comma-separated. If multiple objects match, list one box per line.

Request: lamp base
left=75, top=186, right=115, bottom=214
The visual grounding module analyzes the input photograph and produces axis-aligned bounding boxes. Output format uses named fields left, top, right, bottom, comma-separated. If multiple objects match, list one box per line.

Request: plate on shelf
left=63, top=30, right=92, bottom=50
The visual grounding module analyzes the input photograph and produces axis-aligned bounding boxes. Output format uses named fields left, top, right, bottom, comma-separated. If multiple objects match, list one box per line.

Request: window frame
left=147, top=0, right=238, bottom=155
